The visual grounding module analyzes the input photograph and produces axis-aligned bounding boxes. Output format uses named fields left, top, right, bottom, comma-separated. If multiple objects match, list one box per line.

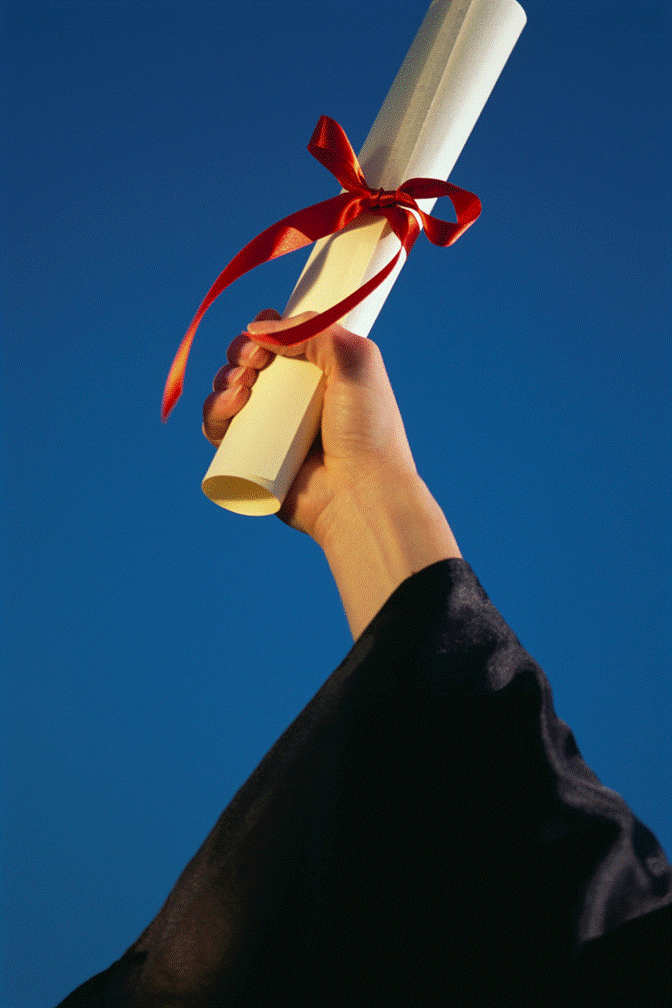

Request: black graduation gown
left=57, top=559, right=671, bottom=1007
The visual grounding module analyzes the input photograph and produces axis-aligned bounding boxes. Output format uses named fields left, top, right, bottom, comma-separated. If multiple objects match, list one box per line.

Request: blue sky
left=2, top=2, right=670, bottom=1005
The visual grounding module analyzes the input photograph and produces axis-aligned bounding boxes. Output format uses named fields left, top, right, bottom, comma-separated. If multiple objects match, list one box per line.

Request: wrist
left=314, top=469, right=461, bottom=639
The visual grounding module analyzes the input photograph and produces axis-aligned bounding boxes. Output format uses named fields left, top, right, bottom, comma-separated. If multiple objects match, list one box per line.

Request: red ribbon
left=162, top=116, right=481, bottom=420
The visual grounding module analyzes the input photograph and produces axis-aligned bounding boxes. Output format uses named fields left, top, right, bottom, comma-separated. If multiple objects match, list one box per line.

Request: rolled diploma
left=202, top=0, right=526, bottom=515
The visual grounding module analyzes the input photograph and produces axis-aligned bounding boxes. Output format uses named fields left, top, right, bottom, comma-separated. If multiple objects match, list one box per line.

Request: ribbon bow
left=162, top=116, right=481, bottom=420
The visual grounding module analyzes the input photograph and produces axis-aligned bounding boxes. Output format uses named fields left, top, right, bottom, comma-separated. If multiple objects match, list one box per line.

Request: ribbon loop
left=162, top=116, right=481, bottom=420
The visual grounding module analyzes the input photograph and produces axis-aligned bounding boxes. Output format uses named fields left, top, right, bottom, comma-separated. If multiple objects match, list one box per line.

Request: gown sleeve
left=56, top=559, right=671, bottom=1008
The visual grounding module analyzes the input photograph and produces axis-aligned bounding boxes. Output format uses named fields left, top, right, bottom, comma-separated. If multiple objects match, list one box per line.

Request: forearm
left=314, top=471, right=461, bottom=639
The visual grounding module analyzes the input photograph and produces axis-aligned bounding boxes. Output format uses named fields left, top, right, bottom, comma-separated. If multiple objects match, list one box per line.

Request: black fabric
left=57, top=559, right=671, bottom=1007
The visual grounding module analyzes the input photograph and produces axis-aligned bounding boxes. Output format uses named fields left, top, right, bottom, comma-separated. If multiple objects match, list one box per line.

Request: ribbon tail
left=248, top=210, right=418, bottom=347
left=161, top=192, right=365, bottom=420
left=162, top=324, right=199, bottom=422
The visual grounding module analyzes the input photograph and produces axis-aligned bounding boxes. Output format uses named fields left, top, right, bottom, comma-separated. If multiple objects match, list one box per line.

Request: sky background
left=2, top=1, right=670, bottom=1005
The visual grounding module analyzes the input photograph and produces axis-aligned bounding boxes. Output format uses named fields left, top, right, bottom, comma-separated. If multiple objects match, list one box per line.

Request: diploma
left=201, top=0, right=526, bottom=515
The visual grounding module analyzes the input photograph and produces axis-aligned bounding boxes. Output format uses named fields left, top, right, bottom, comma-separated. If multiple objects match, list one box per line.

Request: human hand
left=203, top=309, right=460, bottom=637
left=202, top=309, right=418, bottom=543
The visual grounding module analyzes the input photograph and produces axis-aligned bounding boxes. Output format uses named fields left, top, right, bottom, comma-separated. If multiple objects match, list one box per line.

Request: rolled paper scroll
left=202, top=0, right=526, bottom=515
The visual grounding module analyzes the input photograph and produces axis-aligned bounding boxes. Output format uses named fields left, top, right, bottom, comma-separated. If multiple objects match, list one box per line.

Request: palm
left=278, top=339, right=415, bottom=539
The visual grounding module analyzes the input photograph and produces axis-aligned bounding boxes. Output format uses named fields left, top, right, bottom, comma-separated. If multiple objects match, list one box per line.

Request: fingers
left=202, top=309, right=278, bottom=446
left=221, top=335, right=273, bottom=376
left=225, top=306, right=281, bottom=370
left=202, top=381, right=252, bottom=446
left=203, top=307, right=372, bottom=447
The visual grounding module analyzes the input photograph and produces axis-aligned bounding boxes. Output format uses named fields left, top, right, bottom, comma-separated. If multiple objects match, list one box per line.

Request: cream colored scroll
left=202, top=0, right=526, bottom=515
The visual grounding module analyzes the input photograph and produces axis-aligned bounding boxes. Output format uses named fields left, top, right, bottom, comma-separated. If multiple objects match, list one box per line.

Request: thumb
left=246, top=311, right=321, bottom=359
left=248, top=310, right=380, bottom=389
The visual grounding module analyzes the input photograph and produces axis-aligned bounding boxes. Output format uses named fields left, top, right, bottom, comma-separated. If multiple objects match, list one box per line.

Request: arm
left=203, top=310, right=461, bottom=638
left=314, top=471, right=460, bottom=640
left=58, top=316, right=670, bottom=1007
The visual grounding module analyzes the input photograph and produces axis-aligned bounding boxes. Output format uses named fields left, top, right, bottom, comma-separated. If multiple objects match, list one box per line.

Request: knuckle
left=226, top=334, right=247, bottom=364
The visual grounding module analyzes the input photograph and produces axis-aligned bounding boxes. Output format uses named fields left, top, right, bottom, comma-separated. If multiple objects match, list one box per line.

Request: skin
left=203, top=309, right=461, bottom=639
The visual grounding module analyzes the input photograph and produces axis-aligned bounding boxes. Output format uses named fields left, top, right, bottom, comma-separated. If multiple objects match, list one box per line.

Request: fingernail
left=244, top=345, right=265, bottom=366
left=219, top=381, right=245, bottom=405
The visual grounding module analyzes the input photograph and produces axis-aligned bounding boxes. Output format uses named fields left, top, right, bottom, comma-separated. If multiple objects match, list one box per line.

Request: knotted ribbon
left=162, top=116, right=481, bottom=420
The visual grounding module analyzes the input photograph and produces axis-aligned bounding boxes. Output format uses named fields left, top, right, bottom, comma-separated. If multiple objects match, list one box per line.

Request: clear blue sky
left=2, top=2, right=670, bottom=1005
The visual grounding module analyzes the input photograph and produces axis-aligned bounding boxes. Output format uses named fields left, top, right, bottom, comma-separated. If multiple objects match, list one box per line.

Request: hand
left=202, top=309, right=419, bottom=544
left=204, top=309, right=460, bottom=637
